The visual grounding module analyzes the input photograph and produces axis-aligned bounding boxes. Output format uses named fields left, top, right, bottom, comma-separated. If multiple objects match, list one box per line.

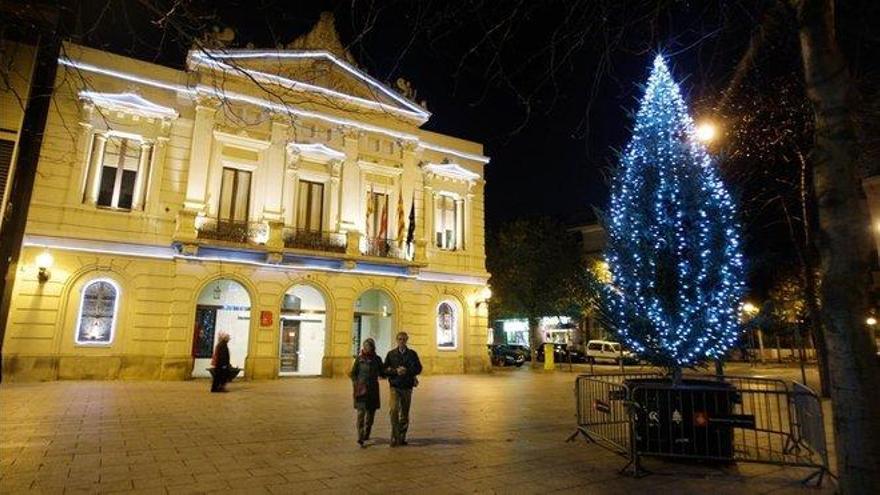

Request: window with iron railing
left=219, top=167, right=251, bottom=226
left=296, top=180, right=324, bottom=233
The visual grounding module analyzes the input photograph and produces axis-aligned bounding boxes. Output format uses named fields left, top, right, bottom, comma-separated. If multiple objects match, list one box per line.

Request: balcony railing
left=196, top=219, right=268, bottom=246
left=363, top=236, right=405, bottom=259
left=283, top=228, right=346, bottom=253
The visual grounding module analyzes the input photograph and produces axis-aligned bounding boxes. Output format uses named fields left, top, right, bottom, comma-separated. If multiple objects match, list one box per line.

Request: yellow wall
left=4, top=246, right=490, bottom=381
left=2, top=42, right=492, bottom=380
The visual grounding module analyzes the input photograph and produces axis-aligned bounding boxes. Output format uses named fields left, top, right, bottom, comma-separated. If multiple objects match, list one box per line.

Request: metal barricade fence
left=791, top=382, right=830, bottom=486
left=570, top=372, right=830, bottom=486
left=568, top=372, right=661, bottom=454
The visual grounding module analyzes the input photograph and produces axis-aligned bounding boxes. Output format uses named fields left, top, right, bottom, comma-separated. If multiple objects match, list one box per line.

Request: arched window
left=437, top=301, right=457, bottom=349
left=76, top=280, right=119, bottom=345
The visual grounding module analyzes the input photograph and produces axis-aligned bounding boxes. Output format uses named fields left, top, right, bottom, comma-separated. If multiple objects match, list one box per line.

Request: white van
left=585, top=340, right=637, bottom=364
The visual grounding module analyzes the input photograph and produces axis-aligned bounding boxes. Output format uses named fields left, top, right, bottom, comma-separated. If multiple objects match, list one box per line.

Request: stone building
left=1, top=16, right=491, bottom=381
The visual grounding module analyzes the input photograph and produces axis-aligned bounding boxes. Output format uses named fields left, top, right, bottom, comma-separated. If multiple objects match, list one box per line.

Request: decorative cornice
left=79, top=91, right=179, bottom=120
left=422, top=162, right=481, bottom=182
left=59, top=57, right=490, bottom=164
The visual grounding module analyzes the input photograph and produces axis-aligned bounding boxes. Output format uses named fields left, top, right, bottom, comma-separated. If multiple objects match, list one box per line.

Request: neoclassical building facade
left=2, top=19, right=491, bottom=381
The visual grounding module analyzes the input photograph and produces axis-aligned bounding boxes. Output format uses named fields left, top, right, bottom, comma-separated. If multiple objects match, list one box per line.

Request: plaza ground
left=0, top=364, right=834, bottom=494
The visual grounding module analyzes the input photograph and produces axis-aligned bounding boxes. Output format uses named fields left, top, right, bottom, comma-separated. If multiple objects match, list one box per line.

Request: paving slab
left=1, top=366, right=834, bottom=494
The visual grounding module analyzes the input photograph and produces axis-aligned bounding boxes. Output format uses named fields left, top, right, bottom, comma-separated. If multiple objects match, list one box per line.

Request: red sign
left=260, top=310, right=273, bottom=327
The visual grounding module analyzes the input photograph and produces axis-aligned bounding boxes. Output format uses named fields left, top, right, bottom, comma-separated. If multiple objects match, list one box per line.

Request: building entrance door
left=192, top=305, right=217, bottom=373
left=279, top=318, right=300, bottom=373
left=279, top=284, right=327, bottom=376
left=191, top=279, right=251, bottom=378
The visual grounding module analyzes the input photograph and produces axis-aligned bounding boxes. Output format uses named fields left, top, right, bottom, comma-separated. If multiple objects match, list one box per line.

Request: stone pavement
left=0, top=368, right=834, bottom=494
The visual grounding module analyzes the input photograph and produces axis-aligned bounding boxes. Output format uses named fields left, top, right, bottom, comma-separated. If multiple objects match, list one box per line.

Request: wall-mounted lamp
left=475, top=286, right=492, bottom=308
left=36, top=250, right=54, bottom=283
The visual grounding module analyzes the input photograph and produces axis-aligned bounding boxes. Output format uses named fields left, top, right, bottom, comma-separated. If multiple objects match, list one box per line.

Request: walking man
left=384, top=331, right=422, bottom=446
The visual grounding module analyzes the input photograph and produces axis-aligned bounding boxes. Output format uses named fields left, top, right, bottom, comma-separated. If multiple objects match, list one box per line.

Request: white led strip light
left=59, top=57, right=489, bottom=164
left=23, top=235, right=487, bottom=285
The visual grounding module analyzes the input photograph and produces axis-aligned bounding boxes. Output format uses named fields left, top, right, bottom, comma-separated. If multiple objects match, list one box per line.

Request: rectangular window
left=219, top=167, right=251, bottom=224
left=366, top=191, right=388, bottom=239
left=296, top=180, right=324, bottom=232
left=96, top=136, right=147, bottom=210
left=435, top=195, right=461, bottom=250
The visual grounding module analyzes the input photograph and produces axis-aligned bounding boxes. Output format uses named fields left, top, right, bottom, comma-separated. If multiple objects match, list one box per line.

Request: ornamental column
left=83, top=133, right=107, bottom=206
left=282, top=149, right=300, bottom=227
left=328, top=159, right=342, bottom=232
left=131, top=141, right=153, bottom=211
left=183, top=97, right=219, bottom=212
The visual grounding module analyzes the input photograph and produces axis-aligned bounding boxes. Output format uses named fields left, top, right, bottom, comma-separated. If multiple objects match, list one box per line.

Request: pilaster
left=338, top=127, right=363, bottom=232
left=263, top=118, right=288, bottom=221
left=183, top=97, right=219, bottom=212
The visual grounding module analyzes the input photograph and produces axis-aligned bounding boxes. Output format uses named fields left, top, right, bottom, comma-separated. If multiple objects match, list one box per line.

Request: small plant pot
left=624, top=377, right=738, bottom=462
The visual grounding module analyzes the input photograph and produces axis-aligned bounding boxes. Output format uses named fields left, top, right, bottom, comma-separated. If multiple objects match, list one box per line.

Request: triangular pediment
left=188, top=12, right=428, bottom=123
left=188, top=50, right=429, bottom=122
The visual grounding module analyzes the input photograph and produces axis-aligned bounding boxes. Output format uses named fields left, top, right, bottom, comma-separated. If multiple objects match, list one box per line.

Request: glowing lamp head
left=867, top=316, right=877, bottom=326
left=695, top=121, right=718, bottom=143
left=480, top=286, right=492, bottom=301
left=475, top=286, right=492, bottom=309
left=742, top=302, right=758, bottom=315
left=36, top=250, right=54, bottom=270
left=36, top=250, right=53, bottom=283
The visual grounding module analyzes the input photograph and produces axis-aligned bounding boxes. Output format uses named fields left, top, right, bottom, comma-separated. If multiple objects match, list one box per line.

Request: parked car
left=506, top=344, right=531, bottom=361
left=585, top=340, right=638, bottom=364
left=488, top=344, right=526, bottom=367
left=535, top=343, right=588, bottom=363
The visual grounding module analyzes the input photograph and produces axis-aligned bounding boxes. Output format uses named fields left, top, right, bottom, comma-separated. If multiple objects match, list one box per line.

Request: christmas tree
left=601, top=55, right=745, bottom=372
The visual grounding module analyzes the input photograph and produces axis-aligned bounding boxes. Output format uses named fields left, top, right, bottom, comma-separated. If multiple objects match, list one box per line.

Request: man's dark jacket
left=384, top=347, right=422, bottom=389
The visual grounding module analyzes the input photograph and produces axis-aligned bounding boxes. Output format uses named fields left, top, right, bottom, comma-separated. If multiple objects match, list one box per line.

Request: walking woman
left=211, top=332, right=231, bottom=393
left=349, top=338, right=384, bottom=447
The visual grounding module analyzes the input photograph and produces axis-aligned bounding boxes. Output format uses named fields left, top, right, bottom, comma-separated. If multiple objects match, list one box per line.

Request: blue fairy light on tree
left=599, top=55, right=745, bottom=373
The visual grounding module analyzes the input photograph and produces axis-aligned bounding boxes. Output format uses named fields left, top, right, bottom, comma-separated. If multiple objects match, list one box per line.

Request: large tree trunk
left=793, top=0, right=880, bottom=491
left=528, top=317, right=541, bottom=369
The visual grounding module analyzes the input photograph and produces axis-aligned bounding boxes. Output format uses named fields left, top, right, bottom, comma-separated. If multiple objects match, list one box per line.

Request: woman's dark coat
left=349, top=354, right=384, bottom=410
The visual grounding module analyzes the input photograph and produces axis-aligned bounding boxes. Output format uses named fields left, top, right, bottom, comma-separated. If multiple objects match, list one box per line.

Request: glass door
left=279, top=318, right=301, bottom=374
left=192, top=305, right=218, bottom=377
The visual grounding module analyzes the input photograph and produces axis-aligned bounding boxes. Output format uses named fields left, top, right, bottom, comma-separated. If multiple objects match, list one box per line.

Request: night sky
left=55, top=0, right=880, bottom=294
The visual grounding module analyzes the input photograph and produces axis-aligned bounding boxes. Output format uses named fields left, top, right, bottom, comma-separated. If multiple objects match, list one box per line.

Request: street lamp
left=742, top=301, right=758, bottom=316
left=695, top=121, right=718, bottom=144
left=35, top=250, right=53, bottom=283
left=867, top=316, right=877, bottom=326
left=475, top=286, right=492, bottom=308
